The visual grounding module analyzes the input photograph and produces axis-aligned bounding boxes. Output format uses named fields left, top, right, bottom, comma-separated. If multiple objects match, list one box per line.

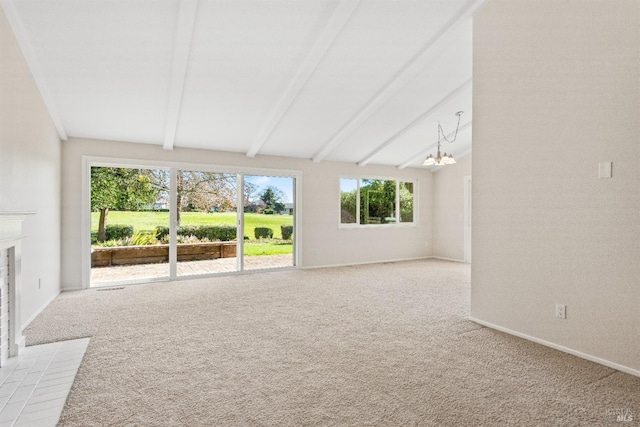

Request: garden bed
left=92, top=242, right=237, bottom=267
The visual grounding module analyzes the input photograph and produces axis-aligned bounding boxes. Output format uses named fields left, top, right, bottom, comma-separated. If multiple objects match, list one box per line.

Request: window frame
left=339, top=176, right=417, bottom=228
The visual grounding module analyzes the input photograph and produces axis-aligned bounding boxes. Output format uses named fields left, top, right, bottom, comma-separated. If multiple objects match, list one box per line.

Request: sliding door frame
left=82, top=155, right=302, bottom=289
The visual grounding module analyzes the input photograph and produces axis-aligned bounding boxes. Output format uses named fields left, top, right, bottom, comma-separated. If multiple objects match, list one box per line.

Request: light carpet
left=24, top=259, right=639, bottom=426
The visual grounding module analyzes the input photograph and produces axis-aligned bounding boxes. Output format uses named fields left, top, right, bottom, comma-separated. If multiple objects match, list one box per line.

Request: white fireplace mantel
left=0, top=211, right=35, bottom=365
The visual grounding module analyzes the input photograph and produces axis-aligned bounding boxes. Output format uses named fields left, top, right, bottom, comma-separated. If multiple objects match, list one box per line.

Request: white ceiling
left=4, top=0, right=481, bottom=169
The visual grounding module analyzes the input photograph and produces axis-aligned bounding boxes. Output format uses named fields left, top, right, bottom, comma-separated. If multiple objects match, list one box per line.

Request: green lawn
left=243, top=241, right=293, bottom=256
left=92, top=211, right=293, bottom=239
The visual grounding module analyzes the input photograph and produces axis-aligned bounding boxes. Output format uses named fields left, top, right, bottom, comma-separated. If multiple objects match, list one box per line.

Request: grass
left=92, top=211, right=293, bottom=239
left=244, top=241, right=293, bottom=256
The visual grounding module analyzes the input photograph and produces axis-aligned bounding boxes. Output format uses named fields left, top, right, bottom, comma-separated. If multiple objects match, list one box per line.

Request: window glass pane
left=176, top=171, right=238, bottom=277
left=340, top=179, right=358, bottom=224
left=399, top=182, right=414, bottom=223
left=90, top=167, right=169, bottom=286
left=360, top=179, right=396, bottom=224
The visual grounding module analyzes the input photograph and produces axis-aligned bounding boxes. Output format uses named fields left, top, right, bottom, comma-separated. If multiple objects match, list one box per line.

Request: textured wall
left=0, top=8, right=62, bottom=328
left=61, top=138, right=434, bottom=289
left=433, top=155, right=471, bottom=261
left=471, top=0, right=640, bottom=372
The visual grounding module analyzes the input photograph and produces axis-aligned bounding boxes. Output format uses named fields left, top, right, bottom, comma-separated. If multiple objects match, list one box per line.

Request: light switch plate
left=598, top=162, right=612, bottom=178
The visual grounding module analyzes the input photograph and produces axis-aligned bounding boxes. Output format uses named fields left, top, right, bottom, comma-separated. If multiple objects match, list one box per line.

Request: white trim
left=0, top=0, right=67, bottom=140
left=169, top=168, right=178, bottom=279
left=469, top=317, right=640, bottom=378
left=163, top=0, right=199, bottom=151
left=301, top=256, right=433, bottom=270
left=236, top=174, right=244, bottom=272
left=433, top=256, right=465, bottom=263
left=246, top=0, right=360, bottom=158
left=312, top=0, right=487, bottom=163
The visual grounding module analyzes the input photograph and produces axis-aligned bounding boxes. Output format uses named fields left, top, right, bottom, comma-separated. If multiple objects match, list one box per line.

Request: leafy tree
left=360, top=179, right=396, bottom=224
left=259, top=186, right=286, bottom=214
left=399, top=182, right=414, bottom=222
left=340, top=189, right=357, bottom=223
left=91, top=167, right=157, bottom=241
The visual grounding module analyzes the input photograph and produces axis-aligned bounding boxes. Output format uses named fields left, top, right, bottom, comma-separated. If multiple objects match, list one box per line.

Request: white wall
left=61, top=138, right=433, bottom=289
left=432, top=155, right=471, bottom=261
left=471, top=0, right=640, bottom=373
left=0, top=8, right=62, bottom=327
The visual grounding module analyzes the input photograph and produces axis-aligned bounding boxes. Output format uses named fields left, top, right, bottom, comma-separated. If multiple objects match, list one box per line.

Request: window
left=340, top=178, right=415, bottom=226
left=399, top=182, right=414, bottom=223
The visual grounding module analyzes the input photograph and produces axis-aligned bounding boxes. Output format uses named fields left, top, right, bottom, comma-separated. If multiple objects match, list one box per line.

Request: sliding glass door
left=88, top=162, right=297, bottom=286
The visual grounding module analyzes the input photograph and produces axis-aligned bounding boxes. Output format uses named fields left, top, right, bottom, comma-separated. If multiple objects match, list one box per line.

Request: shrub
left=254, top=227, right=273, bottom=239
left=155, top=225, right=236, bottom=242
left=129, top=230, right=156, bottom=246
left=263, top=209, right=274, bottom=215
left=281, top=225, right=293, bottom=240
left=105, top=224, right=134, bottom=240
left=189, top=225, right=236, bottom=242
left=155, top=226, right=170, bottom=239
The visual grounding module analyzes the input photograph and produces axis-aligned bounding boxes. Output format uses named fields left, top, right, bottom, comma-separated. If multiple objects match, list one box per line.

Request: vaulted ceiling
left=3, top=0, right=480, bottom=169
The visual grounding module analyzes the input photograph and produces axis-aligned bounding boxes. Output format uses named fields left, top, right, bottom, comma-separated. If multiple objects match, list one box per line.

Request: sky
left=245, top=175, right=294, bottom=203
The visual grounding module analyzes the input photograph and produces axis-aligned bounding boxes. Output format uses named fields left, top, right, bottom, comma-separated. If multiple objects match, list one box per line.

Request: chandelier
left=423, top=111, right=464, bottom=166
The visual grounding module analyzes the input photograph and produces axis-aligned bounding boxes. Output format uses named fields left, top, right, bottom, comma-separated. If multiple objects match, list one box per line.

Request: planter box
left=92, top=242, right=236, bottom=267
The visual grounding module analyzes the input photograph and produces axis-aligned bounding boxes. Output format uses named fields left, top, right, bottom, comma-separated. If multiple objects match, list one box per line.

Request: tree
left=359, top=179, right=396, bottom=224
left=259, top=186, right=286, bottom=213
left=91, top=167, right=158, bottom=241
left=147, top=170, right=238, bottom=225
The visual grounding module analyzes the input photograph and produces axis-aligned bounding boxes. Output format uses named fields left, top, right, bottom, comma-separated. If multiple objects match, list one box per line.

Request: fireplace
left=0, top=212, right=34, bottom=367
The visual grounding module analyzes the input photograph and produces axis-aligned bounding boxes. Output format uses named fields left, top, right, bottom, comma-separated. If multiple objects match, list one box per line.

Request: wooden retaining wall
left=92, top=242, right=237, bottom=267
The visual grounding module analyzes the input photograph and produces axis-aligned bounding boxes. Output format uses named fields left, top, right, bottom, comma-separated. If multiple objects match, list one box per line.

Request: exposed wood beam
left=246, top=0, right=361, bottom=158
left=397, top=120, right=472, bottom=169
left=356, top=79, right=471, bottom=167
left=1, top=0, right=67, bottom=140
left=163, top=0, right=198, bottom=151
left=312, top=0, right=487, bottom=163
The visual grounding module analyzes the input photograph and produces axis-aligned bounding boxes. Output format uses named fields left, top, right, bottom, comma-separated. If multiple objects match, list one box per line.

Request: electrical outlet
left=556, top=303, right=566, bottom=319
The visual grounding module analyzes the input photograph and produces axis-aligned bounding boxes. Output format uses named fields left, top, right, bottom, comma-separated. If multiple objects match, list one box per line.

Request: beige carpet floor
left=25, top=259, right=639, bottom=426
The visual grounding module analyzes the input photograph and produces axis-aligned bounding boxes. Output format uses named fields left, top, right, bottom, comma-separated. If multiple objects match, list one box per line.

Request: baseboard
left=469, top=317, right=640, bottom=378
left=61, top=286, right=84, bottom=292
left=432, top=256, right=467, bottom=263
left=301, top=256, right=433, bottom=270
left=21, top=289, right=61, bottom=330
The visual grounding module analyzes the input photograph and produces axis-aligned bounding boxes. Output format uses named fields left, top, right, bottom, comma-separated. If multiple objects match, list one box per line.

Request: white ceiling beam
left=163, top=0, right=198, bottom=151
left=1, top=0, right=67, bottom=140
left=397, top=120, right=472, bottom=169
left=312, top=0, right=487, bottom=163
left=246, top=0, right=361, bottom=158
left=356, top=78, right=471, bottom=167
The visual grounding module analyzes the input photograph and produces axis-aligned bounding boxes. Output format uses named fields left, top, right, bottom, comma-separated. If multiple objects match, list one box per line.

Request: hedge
left=254, top=227, right=274, bottom=239
left=155, top=225, right=237, bottom=241
left=105, top=224, right=134, bottom=240
left=281, top=225, right=293, bottom=240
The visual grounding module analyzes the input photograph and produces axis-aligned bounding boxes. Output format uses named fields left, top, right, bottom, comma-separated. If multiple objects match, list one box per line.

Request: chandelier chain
left=438, top=111, right=463, bottom=144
